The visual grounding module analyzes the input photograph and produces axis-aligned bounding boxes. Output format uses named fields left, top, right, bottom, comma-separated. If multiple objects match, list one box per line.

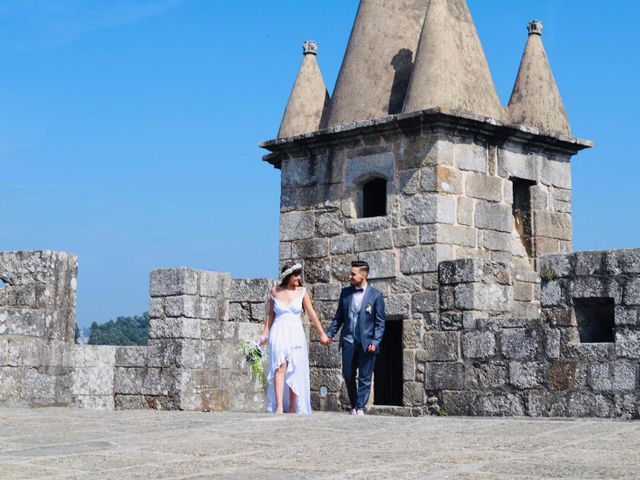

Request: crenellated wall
left=416, top=251, right=640, bottom=419
left=0, top=251, right=271, bottom=412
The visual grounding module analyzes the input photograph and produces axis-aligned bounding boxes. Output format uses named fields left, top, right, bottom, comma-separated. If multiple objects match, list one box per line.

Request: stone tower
left=261, top=2, right=594, bottom=414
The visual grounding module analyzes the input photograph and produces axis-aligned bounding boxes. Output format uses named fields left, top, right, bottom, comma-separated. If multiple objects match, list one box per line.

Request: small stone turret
left=277, top=41, right=330, bottom=139
left=402, top=0, right=503, bottom=119
left=507, top=21, right=572, bottom=137
left=325, top=0, right=429, bottom=128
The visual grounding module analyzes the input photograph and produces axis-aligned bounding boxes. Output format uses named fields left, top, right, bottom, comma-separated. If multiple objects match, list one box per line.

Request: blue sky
left=1, top=1, right=638, bottom=328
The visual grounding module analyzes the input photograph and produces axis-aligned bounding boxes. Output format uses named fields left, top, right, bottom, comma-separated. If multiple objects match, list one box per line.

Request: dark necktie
left=355, top=287, right=364, bottom=293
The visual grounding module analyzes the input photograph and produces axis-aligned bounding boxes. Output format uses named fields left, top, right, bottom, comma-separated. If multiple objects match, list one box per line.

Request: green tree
left=89, top=312, right=150, bottom=346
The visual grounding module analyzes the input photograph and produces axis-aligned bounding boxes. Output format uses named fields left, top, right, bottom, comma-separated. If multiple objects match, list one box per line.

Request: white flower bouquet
left=243, top=341, right=267, bottom=389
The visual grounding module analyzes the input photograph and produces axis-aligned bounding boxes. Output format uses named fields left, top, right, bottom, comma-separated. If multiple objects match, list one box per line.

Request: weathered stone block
left=482, top=231, right=513, bottom=253
left=440, top=312, right=464, bottom=331
left=540, top=158, right=571, bottom=189
left=465, top=173, right=503, bottom=202
left=501, top=329, right=538, bottom=360
left=358, top=251, right=396, bottom=279
left=149, top=318, right=201, bottom=339
left=198, top=271, right=231, bottom=298
left=403, top=350, right=416, bottom=382
left=540, top=280, right=564, bottom=307
left=115, top=347, right=147, bottom=367
left=402, top=194, right=437, bottom=225
left=436, top=224, right=476, bottom=247
left=164, top=295, right=198, bottom=318
left=280, top=211, right=316, bottom=241
left=385, top=295, right=410, bottom=318
left=616, top=330, right=640, bottom=359
left=474, top=202, right=513, bottom=233
left=481, top=392, right=525, bottom=416
left=462, top=331, right=496, bottom=359
left=439, top=259, right=481, bottom=284
left=354, top=231, right=393, bottom=252
left=150, top=269, right=199, bottom=297
left=310, top=368, right=342, bottom=391
left=312, top=283, right=341, bottom=301
left=437, top=195, right=457, bottom=225
left=230, top=279, right=271, bottom=303
left=412, top=291, right=437, bottom=314
left=436, top=165, right=463, bottom=194
left=456, top=141, right=487, bottom=172
left=457, top=196, right=474, bottom=226
left=345, top=216, right=392, bottom=234
left=498, top=149, right=539, bottom=181
left=392, top=227, right=418, bottom=248
left=422, top=332, right=460, bottom=361
left=615, top=307, right=640, bottom=326
left=588, top=362, right=637, bottom=392
left=0, top=308, right=46, bottom=337
left=509, top=362, right=542, bottom=389
left=464, top=362, right=508, bottom=389
left=624, top=278, right=640, bottom=306
left=454, top=283, right=509, bottom=312
left=400, top=246, right=437, bottom=274
left=330, top=235, right=354, bottom=255
left=533, top=211, right=572, bottom=241
left=291, top=238, right=329, bottom=259
left=403, top=381, right=425, bottom=406
left=424, top=362, right=464, bottom=390
left=317, top=212, right=344, bottom=237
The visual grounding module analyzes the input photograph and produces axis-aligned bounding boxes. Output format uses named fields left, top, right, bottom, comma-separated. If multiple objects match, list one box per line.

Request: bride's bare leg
left=274, top=362, right=287, bottom=414
left=289, top=388, right=298, bottom=414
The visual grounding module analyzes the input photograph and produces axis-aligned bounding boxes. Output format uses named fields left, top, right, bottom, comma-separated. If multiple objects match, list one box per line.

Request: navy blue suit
left=326, top=284, right=385, bottom=410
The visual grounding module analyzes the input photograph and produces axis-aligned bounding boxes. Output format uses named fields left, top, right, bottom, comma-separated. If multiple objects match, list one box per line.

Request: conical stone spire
left=402, top=0, right=503, bottom=119
left=325, top=0, right=430, bottom=128
left=507, top=21, right=572, bottom=137
left=278, top=41, right=330, bottom=138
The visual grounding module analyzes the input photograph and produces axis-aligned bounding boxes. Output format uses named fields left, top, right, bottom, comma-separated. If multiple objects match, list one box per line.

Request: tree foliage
left=89, top=312, right=150, bottom=346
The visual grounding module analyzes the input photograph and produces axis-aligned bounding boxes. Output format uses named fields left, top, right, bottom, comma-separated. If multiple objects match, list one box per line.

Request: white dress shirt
left=353, top=283, right=367, bottom=312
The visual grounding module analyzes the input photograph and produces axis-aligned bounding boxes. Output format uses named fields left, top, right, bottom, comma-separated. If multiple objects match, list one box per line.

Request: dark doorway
left=574, top=297, right=615, bottom=343
left=374, top=320, right=402, bottom=406
left=362, top=178, right=387, bottom=218
left=512, top=178, right=536, bottom=257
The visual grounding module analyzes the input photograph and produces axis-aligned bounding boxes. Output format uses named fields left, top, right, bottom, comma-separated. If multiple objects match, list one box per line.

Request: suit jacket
left=326, top=284, right=385, bottom=353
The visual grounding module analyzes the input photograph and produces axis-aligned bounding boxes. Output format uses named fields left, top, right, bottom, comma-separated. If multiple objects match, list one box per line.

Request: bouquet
left=243, top=341, right=267, bottom=389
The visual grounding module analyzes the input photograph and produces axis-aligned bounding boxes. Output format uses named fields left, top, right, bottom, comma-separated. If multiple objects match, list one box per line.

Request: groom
left=326, top=261, right=385, bottom=415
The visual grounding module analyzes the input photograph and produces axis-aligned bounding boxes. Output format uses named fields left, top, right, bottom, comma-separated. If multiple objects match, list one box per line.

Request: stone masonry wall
left=424, top=251, right=640, bottom=419
left=114, top=270, right=269, bottom=412
left=0, top=251, right=78, bottom=407
left=1, top=252, right=271, bottom=412
left=277, top=121, right=574, bottom=410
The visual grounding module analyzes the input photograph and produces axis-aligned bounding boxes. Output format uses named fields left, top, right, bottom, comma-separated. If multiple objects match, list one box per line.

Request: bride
left=258, top=262, right=330, bottom=414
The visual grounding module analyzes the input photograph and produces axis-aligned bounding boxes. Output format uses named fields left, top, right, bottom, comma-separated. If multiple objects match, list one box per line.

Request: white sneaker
left=349, top=409, right=357, bottom=415
left=356, top=409, right=365, bottom=416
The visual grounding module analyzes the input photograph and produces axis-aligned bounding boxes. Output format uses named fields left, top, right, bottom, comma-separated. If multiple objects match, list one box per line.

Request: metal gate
left=373, top=320, right=403, bottom=406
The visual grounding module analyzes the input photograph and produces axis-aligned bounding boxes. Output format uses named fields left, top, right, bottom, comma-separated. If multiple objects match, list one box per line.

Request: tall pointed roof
left=402, top=0, right=503, bottom=119
left=507, top=21, right=572, bottom=137
left=278, top=41, right=330, bottom=138
left=324, top=0, right=429, bottom=128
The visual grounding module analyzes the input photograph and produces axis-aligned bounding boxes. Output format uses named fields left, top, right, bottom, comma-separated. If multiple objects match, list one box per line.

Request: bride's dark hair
left=280, top=262, right=303, bottom=288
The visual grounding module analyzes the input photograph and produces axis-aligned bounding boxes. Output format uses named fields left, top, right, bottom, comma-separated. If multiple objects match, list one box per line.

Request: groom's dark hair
left=351, top=260, right=370, bottom=274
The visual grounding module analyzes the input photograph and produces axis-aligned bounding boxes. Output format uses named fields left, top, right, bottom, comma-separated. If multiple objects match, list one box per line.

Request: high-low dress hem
left=266, top=288, right=312, bottom=415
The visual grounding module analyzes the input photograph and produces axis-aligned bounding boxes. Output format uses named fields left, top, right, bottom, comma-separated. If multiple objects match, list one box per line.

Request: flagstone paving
left=1, top=408, right=639, bottom=479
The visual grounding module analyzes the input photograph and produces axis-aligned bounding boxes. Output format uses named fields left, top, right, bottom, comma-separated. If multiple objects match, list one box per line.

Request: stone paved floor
left=0, top=408, right=639, bottom=479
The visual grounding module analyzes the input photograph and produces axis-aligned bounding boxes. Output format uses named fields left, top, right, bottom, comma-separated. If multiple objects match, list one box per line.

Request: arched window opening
left=362, top=178, right=387, bottom=218
left=512, top=177, right=536, bottom=257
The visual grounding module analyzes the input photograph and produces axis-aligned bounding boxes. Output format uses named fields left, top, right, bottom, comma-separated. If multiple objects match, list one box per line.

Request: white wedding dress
left=266, top=288, right=312, bottom=415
